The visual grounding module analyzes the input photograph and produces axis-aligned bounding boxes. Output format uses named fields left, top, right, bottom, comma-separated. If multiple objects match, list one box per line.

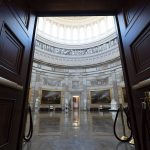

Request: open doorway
left=23, top=16, right=132, bottom=150
left=29, top=16, right=128, bottom=112
left=0, top=1, right=149, bottom=150
left=72, top=96, right=80, bottom=110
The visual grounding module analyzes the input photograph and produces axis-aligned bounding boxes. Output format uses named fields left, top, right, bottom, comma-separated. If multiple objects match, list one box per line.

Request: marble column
left=64, top=76, right=70, bottom=110
left=82, top=77, right=87, bottom=110
left=81, top=91, right=87, bottom=110
left=32, top=71, right=42, bottom=111
left=64, top=91, right=69, bottom=111
left=110, top=70, right=119, bottom=110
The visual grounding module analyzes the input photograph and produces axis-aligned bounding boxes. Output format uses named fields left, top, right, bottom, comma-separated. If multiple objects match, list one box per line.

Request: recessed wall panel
left=0, top=24, right=24, bottom=75
left=0, top=99, right=15, bottom=148
left=131, top=25, right=150, bottom=74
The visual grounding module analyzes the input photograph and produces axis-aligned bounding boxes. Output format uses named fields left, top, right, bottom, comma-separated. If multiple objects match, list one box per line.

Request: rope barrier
left=23, top=105, right=33, bottom=142
left=113, top=105, right=132, bottom=142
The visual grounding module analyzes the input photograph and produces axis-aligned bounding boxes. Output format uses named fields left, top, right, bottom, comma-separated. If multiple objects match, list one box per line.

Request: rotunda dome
left=37, top=16, right=115, bottom=45
left=34, top=16, right=119, bottom=67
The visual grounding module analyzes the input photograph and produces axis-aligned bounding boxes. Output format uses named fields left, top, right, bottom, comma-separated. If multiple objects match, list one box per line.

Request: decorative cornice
left=34, top=47, right=120, bottom=67
left=35, top=36, right=118, bottom=56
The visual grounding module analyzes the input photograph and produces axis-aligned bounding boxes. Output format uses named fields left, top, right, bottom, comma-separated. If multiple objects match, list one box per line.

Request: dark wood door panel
left=118, top=3, right=150, bottom=85
left=9, top=4, right=30, bottom=29
left=0, top=3, right=33, bottom=85
left=6, top=0, right=36, bottom=39
left=0, top=1, right=36, bottom=150
left=123, top=3, right=146, bottom=31
left=117, top=1, right=150, bottom=150
left=0, top=99, right=15, bottom=149
left=0, top=23, right=24, bottom=76
left=0, top=85, right=19, bottom=150
left=5, top=0, right=31, bottom=35
left=124, top=5, right=140, bottom=26
left=0, top=0, right=3, bottom=6
left=131, top=25, right=150, bottom=75
left=0, top=81, right=30, bottom=150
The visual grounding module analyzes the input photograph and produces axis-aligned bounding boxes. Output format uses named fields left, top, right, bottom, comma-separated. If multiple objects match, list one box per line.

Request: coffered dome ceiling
left=37, top=16, right=115, bottom=46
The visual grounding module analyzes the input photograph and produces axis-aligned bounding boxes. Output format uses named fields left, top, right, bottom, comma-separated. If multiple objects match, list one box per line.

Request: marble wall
left=29, top=59, right=126, bottom=111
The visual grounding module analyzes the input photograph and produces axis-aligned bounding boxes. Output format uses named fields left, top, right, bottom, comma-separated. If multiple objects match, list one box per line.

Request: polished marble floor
left=23, top=110, right=135, bottom=150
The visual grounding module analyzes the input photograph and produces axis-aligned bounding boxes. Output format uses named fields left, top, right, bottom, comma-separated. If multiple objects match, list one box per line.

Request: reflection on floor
left=23, top=110, right=135, bottom=150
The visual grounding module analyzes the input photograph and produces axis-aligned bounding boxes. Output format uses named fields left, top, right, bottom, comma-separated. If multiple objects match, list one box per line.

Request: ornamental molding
left=34, top=47, right=119, bottom=67
left=36, top=32, right=117, bottom=50
left=35, top=37, right=118, bottom=57
left=32, top=59, right=122, bottom=77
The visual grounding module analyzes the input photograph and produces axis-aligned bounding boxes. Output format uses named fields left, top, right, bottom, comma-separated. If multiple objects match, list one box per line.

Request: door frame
left=23, top=11, right=138, bottom=149
left=18, top=17, right=38, bottom=150
left=72, top=95, right=80, bottom=110
left=115, top=16, right=140, bottom=148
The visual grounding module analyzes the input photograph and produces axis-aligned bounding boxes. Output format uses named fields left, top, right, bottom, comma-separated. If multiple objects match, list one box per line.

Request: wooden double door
left=0, top=1, right=36, bottom=150
left=0, top=1, right=150, bottom=150
left=117, top=1, right=150, bottom=150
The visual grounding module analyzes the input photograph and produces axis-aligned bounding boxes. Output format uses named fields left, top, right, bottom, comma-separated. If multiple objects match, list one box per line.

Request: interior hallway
left=23, top=111, right=134, bottom=150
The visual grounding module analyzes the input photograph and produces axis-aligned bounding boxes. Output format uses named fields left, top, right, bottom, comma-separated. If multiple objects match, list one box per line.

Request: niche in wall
left=41, top=90, right=61, bottom=104
left=91, top=90, right=111, bottom=104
